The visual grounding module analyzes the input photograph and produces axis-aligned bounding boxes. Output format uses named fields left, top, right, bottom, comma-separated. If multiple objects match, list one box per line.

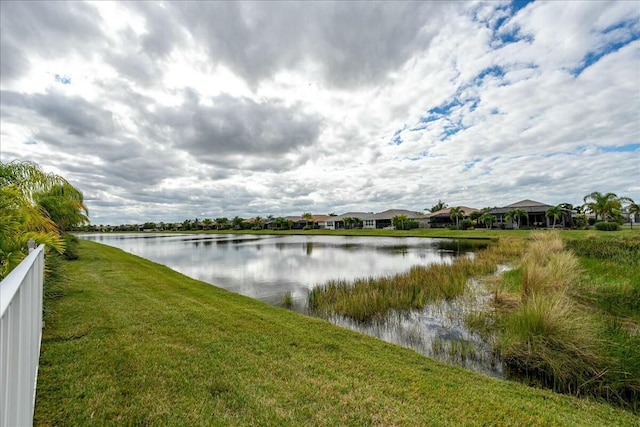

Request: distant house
left=283, top=216, right=305, bottom=229
left=427, top=206, right=479, bottom=228
left=321, top=212, right=371, bottom=230
left=623, top=206, right=640, bottom=225
left=488, top=199, right=568, bottom=229
left=361, top=209, right=428, bottom=229
left=283, top=214, right=333, bottom=229
left=310, top=215, right=332, bottom=228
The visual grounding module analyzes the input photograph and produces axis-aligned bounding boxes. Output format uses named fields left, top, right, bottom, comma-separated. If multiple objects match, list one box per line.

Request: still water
left=78, top=233, right=500, bottom=376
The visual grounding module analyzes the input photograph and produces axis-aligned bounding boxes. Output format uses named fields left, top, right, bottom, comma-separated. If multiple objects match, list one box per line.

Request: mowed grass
left=34, top=240, right=638, bottom=426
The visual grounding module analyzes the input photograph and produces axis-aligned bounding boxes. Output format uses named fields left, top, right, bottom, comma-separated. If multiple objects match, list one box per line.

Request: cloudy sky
left=1, top=1, right=639, bottom=225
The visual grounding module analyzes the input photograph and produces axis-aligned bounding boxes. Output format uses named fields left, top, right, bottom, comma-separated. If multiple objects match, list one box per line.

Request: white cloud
left=1, top=1, right=638, bottom=224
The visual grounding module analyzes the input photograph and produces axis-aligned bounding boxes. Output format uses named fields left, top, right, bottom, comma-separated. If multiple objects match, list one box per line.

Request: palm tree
left=215, top=217, right=229, bottom=230
left=449, top=207, right=464, bottom=229
left=351, top=217, right=362, bottom=229
left=545, top=205, right=563, bottom=228
left=427, top=199, right=448, bottom=213
left=0, top=161, right=86, bottom=278
left=302, top=212, right=314, bottom=228
left=583, top=191, right=630, bottom=222
left=272, top=217, right=286, bottom=230
left=479, top=213, right=495, bottom=229
left=392, top=214, right=409, bottom=230
left=342, top=217, right=353, bottom=229
left=505, top=208, right=528, bottom=229
left=627, top=201, right=640, bottom=229
left=35, top=183, right=89, bottom=231
left=232, top=216, right=244, bottom=230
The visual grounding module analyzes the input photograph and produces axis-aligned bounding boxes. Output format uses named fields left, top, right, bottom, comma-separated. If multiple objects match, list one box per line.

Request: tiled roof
left=504, top=199, right=552, bottom=208
left=488, top=200, right=557, bottom=215
left=327, top=212, right=372, bottom=221
left=368, top=209, right=428, bottom=220
left=427, top=206, right=479, bottom=218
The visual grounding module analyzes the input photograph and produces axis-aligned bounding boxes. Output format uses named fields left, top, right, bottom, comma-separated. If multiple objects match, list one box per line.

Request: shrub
left=62, top=234, right=80, bottom=260
left=594, top=221, right=619, bottom=231
left=459, top=218, right=473, bottom=230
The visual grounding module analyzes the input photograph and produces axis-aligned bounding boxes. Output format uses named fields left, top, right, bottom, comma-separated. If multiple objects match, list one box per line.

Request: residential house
left=427, top=206, right=479, bottom=228
left=320, top=212, right=371, bottom=230
left=361, top=209, right=429, bottom=229
left=283, top=214, right=333, bottom=229
left=488, top=199, right=568, bottom=229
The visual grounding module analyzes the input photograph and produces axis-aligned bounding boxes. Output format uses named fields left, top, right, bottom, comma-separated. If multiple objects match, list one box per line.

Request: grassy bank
left=34, top=240, right=638, bottom=425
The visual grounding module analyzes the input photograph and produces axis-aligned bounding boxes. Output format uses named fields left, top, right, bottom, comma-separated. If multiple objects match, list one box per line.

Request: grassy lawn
left=34, top=240, right=638, bottom=426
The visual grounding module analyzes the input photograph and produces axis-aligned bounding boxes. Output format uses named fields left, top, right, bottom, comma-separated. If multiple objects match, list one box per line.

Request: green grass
left=34, top=240, right=639, bottom=426
left=179, top=227, right=640, bottom=240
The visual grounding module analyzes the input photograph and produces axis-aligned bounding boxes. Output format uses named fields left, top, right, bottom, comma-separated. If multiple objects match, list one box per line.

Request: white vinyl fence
left=0, top=241, right=45, bottom=427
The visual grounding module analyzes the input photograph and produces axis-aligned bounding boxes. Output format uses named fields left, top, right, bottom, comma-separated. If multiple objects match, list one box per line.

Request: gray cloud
left=135, top=1, right=454, bottom=88
left=0, top=1, right=102, bottom=81
left=151, top=93, right=322, bottom=171
left=1, top=89, right=115, bottom=137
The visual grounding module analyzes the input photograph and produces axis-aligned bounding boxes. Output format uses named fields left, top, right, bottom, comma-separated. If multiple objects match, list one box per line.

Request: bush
left=594, top=221, right=620, bottom=231
left=62, top=234, right=80, bottom=260
left=459, top=218, right=473, bottom=230
left=396, top=220, right=419, bottom=230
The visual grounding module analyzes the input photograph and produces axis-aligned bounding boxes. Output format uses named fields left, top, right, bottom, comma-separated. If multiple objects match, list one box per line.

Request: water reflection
left=77, top=233, right=498, bottom=376
left=78, top=234, right=467, bottom=304
left=328, top=275, right=503, bottom=378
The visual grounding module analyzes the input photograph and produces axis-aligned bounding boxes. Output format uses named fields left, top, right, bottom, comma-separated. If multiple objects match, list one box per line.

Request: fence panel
left=0, top=244, right=45, bottom=427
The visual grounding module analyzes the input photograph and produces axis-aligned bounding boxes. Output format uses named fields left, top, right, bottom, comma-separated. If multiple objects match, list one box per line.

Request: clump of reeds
left=499, top=293, right=605, bottom=394
left=520, top=232, right=581, bottom=298
left=309, top=237, right=525, bottom=322
left=281, top=291, right=294, bottom=309
left=495, top=231, right=640, bottom=410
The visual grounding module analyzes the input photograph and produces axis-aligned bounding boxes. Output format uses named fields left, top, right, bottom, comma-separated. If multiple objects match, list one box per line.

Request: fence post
left=28, top=239, right=36, bottom=253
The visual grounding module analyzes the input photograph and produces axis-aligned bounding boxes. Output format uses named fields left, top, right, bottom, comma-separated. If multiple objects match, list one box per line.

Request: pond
left=77, top=233, right=501, bottom=377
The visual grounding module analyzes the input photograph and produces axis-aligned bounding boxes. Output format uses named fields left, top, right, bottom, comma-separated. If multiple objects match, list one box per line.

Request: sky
left=1, top=0, right=639, bottom=225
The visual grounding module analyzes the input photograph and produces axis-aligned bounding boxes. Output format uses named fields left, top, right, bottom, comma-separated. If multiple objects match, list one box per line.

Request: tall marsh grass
left=309, top=238, right=525, bottom=322
left=521, top=232, right=581, bottom=298
left=496, top=231, right=640, bottom=410
left=499, top=293, right=605, bottom=395
left=565, top=237, right=640, bottom=266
